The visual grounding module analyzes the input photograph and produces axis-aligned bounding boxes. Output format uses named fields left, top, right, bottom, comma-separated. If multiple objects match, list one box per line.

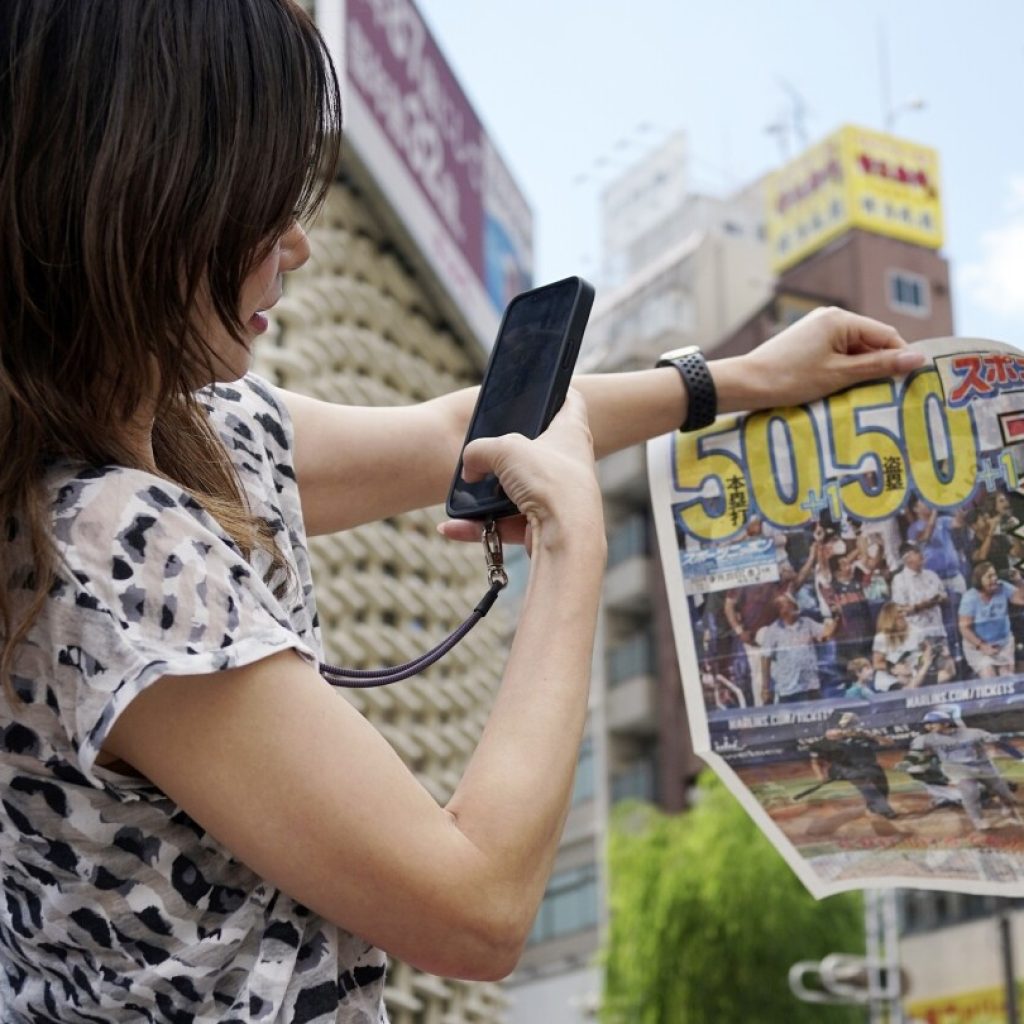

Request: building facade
left=901, top=896, right=1024, bottom=1022
left=715, top=225, right=954, bottom=359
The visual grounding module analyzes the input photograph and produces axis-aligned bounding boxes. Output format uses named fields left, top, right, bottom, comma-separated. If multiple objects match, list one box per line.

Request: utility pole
left=1000, top=907, right=1020, bottom=1024
left=865, top=889, right=905, bottom=1023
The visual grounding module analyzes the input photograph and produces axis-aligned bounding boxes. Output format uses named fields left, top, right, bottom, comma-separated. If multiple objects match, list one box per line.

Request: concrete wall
left=780, top=229, right=954, bottom=341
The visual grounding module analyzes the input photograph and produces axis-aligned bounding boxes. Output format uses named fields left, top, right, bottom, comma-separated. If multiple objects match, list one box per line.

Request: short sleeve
left=807, top=619, right=826, bottom=641
left=45, top=469, right=317, bottom=789
left=959, top=590, right=979, bottom=621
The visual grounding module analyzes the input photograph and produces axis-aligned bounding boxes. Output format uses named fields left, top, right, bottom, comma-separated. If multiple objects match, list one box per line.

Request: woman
left=959, top=561, right=1024, bottom=678
left=873, top=602, right=919, bottom=680
left=0, top=1, right=924, bottom=1019
left=872, top=602, right=955, bottom=689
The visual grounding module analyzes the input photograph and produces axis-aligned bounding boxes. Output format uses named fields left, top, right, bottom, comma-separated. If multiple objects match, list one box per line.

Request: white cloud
left=961, top=178, right=1024, bottom=319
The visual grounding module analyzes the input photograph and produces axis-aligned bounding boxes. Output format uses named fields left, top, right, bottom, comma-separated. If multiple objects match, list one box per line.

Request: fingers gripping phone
left=446, top=276, right=595, bottom=520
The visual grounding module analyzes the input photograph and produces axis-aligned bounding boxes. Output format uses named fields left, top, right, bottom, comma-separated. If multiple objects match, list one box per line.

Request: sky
left=416, top=0, right=1024, bottom=345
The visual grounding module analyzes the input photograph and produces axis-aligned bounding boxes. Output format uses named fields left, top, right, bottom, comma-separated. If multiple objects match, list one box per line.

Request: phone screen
left=448, top=280, right=581, bottom=514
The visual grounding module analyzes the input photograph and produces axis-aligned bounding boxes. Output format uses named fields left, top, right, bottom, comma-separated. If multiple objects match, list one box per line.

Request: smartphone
left=445, top=276, right=595, bottom=520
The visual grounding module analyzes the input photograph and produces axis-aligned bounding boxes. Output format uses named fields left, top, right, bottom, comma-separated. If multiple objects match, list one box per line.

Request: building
left=256, top=2, right=532, bottom=1021
left=719, top=123, right=951, bottom=354
left=503, top=138, right=778, bottom=1023
left=900, top=895, right=1024, bottom=1022
left=585, top=174, right=774, bottom=370
left=600, top=131, right=690, bottom=288
left=510, top=123, right=964, bottom=1022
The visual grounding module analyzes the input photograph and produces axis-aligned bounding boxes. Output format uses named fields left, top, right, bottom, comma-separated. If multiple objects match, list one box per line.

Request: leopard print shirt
left=0, top=375, right=388, bottom=1022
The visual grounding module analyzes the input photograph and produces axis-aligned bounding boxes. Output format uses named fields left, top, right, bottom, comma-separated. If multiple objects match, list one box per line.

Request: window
left=607, top=631, right=656, bottom=686
left=611, top=758, right=658, bottom=804
left=571, top=736, right=596, bottom=806
left=527, top=864, right=599, bottom=945
left=887, top=270, right=931, bottom=318
left=608, top=514, right=648, bottom=567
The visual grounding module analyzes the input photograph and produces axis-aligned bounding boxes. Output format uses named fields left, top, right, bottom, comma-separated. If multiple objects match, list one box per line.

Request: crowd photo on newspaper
left=692, top=489, right=1024, bottom=712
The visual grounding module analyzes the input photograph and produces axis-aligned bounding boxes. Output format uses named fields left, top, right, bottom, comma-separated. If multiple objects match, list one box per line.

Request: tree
left=602, top=772, right=866, bottom=1024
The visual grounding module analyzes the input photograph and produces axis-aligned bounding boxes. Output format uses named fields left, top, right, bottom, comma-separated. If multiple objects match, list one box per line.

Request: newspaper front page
left=649, top=338, right=1024, bottom=896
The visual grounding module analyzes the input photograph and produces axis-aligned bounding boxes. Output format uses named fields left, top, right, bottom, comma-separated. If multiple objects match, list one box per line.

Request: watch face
left=658, top=344, right=701, bottom=363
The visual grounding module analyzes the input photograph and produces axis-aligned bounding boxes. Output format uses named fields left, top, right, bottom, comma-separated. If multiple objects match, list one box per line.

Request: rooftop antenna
left=878, top=20, right=892, bottom=132
left=764, top=117, right=790, bottom=162
left=777, top=77, right=809, bottom=148
left=879, top=21, right=927, bottom=132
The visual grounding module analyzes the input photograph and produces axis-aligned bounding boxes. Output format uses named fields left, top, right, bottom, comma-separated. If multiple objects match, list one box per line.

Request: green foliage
left=601, top=773, right=866, bottom=1024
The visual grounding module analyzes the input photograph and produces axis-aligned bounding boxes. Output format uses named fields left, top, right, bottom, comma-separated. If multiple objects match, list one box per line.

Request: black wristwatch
left=656, top=345, right=717, bottom=433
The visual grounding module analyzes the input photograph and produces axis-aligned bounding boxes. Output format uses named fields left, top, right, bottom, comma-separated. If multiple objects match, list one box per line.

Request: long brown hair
left=875, top=602, right=908, bottom=647
left=0, top=0, right=342, bottom=692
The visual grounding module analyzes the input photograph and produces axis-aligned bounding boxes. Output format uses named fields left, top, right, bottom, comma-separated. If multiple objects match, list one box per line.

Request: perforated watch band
left=657, top=349, right=717, bottom=432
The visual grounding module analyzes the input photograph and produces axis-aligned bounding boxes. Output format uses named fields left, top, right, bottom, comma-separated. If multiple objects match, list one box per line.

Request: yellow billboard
left=906, top=983, right=1023, bottom=1024
left=765, top=123, right=943, bottom=273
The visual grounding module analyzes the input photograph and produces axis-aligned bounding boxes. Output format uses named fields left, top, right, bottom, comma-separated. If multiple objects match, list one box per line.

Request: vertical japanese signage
left=765, top=124, right=943, bottom=274
left=319, top=0, right=533, bottom=350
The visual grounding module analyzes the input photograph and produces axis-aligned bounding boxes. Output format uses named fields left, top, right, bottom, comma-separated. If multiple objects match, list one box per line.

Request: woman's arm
left=907, top=642, right=936, bottom=688
left=104, top=394, right=607, bottom=981
left=795, top=541, right=819, bottom=588
left=283, top=307, right=924, bottom=536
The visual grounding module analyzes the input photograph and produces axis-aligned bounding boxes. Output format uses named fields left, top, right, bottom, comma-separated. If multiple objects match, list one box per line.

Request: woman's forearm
left=444, top=530, right=605, bottom=923
left=573, top=358, right=760, bottom=459
left=292, top=310, right=925, bottom=534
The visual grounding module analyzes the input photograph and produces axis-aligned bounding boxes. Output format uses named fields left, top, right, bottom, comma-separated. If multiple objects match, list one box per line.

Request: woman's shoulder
left=50, top=464, right=223, bottom=540
left=200, top=372, right=294, bottom=465
left=46, top=464, right=246, bottom=611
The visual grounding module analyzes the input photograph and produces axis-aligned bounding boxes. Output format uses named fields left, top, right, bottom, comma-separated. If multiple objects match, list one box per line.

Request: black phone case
left=445, top=276, right=595, bottom=520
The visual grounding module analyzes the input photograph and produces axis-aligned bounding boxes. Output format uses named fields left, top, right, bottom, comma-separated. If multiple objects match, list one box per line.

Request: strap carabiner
left=482, top=518, right=508, bottom=588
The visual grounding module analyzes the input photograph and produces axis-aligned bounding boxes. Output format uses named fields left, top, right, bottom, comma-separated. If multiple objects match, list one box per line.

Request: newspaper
left=649, top=337, right=1024, bottom=896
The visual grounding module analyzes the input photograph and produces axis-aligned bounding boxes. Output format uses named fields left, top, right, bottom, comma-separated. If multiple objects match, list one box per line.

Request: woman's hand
left=717, top=306, right=927, bottom=414
left=437, top=389, right=604, bottom=556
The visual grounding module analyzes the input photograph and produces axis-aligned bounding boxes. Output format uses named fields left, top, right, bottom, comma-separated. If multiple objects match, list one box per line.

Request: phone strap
left=319, top=520, right=508, bottom=688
